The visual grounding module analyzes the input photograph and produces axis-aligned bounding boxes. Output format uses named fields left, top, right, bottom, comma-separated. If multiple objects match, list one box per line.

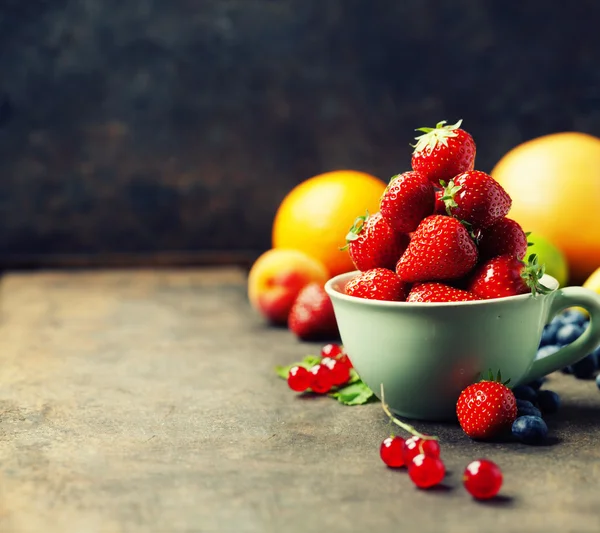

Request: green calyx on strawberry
left=456, top=369, right=517, bottom=440
left=342, top=212, right=368, bottom=249
left=439, top=179, right=462, bottom=215
left=520, top=253, right=553, bottom=297
left=412, top=119, right=464, bottom=152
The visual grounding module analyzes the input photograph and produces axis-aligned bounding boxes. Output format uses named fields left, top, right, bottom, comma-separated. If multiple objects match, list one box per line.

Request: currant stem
left=379, top=384, right=439, bottom=441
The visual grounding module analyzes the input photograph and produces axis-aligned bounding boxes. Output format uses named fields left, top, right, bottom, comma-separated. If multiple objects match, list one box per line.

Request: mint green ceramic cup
left=325, top=272, right=600, bottom=421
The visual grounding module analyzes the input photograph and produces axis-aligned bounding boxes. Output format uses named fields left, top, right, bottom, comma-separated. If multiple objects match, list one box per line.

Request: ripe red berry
left=337, top=353, right=353, bottom=369
left=321, top=343, right=343, bottom=359
left=380, top=436, right=405, bottom=468
left=408, top=454, right=446, bottom=489
left=463, top=459, right=503, bottom=500
left=321, top=357, right=351, bottom=386
left=309, top=364, right=333, bottom=394
left=401, top=436, right=441, bottom=465
left=287, top=366, right=310, bottom=392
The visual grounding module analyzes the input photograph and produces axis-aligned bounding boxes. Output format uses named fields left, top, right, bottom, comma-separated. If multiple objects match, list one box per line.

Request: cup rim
left=325, top=270, right=559, bottom=308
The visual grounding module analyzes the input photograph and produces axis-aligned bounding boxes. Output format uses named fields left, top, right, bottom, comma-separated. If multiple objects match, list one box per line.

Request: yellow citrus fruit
left=272, top=170, right=386, bottom=276
left=525, top=233, right=569, bottom=287
left=491, top=132, right=600, bottom=284
left=583, top=267, right=600, bottom=294
left=572, top=266, right=600, bottom=318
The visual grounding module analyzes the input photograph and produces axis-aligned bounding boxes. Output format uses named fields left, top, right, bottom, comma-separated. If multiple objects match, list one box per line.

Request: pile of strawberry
left=344, top=120, right=549, bottom=302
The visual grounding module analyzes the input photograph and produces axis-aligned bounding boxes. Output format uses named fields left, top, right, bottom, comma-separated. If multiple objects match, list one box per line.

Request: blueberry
left=516, top=399, right=534, bottom=409
left=540, top=322, right=560, bottom=347
left=515, top=398, right=541, bottom=418
left=536, top=345, right=561, bottom=360
left=572, top=354, right=597, bottom=380
left=555, top=324, right=585, bottom=345
left=512, top=415, right=548, bottom=444
left=517, top=405, right=542, bottom=418
left=561, top=365, right=573, bottom=374
left=596, top=374, right=600, bottom=390
left=524, top=377, right=546, bottom=390
left=560, top=309, right=588, bottom=327
left=537, top=390, right=561, bottom=414
left=512, top=385, right=538, bottom=403
left=549, top=313, right=565, bottom=327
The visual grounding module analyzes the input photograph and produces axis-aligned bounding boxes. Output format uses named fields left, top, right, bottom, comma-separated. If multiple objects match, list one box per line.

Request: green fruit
left=526, top=233, right=569, bottom=287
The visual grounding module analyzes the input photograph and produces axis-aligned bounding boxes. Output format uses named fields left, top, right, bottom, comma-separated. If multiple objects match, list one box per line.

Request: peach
left=248, top=249, right=330, bottom=325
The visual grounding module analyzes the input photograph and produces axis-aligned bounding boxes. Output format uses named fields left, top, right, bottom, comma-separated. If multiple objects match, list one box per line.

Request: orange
left=491, top=132, right=600, bottom=284
left=272, top=170, right=387, bottom=277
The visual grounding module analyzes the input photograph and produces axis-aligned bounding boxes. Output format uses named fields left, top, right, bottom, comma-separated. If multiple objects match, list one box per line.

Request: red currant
left=321, top=357, right=351, bottom=386
left=287, top=366, right=310, bottom=392
left=421, top=439, right=441, bottom=458
left=321, top=343, right=343, bottom=359
left=408, top=454, right=446, bottom=489
left=379, top=436, right=405, bottom=468
left=463, top=459, right=503, bottom=500
left=337, top=353, right=353, bottom=369
left=402, top=436, right=440, bottom=464
left=309, top=364, right=333, bottom=394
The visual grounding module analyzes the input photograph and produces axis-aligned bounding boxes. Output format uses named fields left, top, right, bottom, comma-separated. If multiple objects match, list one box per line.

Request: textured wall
left=0, top=0, right=599, bottom=263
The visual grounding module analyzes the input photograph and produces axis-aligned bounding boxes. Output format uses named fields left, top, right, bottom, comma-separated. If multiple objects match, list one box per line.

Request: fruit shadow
left=546, top=401, right=600, bottom=431
left=475, top=494, right=515, bottom=507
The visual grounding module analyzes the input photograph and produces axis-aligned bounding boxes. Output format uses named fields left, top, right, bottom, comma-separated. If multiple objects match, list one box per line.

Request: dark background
left=1, top=0, right=599, bottom=267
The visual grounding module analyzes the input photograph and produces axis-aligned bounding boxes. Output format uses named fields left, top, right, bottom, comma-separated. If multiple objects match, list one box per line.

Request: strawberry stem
left=521, top=253, right=552, bottom=297
left=380, top=384, right=439, bottom=441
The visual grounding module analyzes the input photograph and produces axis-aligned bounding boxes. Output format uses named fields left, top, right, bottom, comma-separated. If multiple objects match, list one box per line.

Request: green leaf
left=330, top=381, right=376, bottom=405
left=274, top=354, right=321, bottom=379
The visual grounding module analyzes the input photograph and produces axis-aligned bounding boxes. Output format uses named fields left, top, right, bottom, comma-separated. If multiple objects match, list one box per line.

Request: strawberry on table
left=344, top=268, right=409, bottom=302
left=440, top=170, right=511, bottom=229
left=288, top=282, right=339, bottom=341
left=407, top=282, right=480, bottom=303
left=395, top=215, right=478, bottom=283
left=468, top=253, right=552, bottom=300
left=344, top=211, right=409, bottom=272
left=476, top=217, right=529, bottom=261
left=411, top=119, right=476, bottom=185
left=379, top=171, right=435, bottom=233
left=456, top=371, right=518, bottom=440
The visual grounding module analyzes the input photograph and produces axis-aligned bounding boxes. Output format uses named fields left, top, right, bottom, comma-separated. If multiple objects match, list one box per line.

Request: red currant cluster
left=287, top=343, right=353, bottom=395
left=379, top=389, right=503, bottom=500
left=380, top=433, right=503, bottom=499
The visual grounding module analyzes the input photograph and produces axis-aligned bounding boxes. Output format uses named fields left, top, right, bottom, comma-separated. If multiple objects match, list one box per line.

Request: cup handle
left=520, top=287, right=600, bottom=383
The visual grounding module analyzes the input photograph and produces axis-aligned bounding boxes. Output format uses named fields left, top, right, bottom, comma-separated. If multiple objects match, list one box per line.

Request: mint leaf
left=275, top=354, right=321, bottom=379
left=330, top=381, right=376, bottom=405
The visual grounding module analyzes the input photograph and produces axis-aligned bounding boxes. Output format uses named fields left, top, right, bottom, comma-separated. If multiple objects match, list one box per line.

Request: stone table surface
left=0, top=267, right=598, bottom=533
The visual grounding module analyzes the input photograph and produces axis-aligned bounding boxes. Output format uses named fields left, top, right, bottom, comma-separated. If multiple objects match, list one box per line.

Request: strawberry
left=406, top=282, right=479, bottom=303
left=411, top=119, right=476, bottom=185
left=468, top=253, right=552, bottom=300
left=395, top=215, right=478, bottom=283
left=288, top=282, right=339, bottom=341
left=344, top=211, right=409, bottom=271
left=379, top=171, right=435, bottom=233
left=345, top=268, right=409, bottom=301
left=456, top=371, right=517, bottom=440
left=476, top=217, right=529, bottom=261
left=440, top=170, right=511, bottom=229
